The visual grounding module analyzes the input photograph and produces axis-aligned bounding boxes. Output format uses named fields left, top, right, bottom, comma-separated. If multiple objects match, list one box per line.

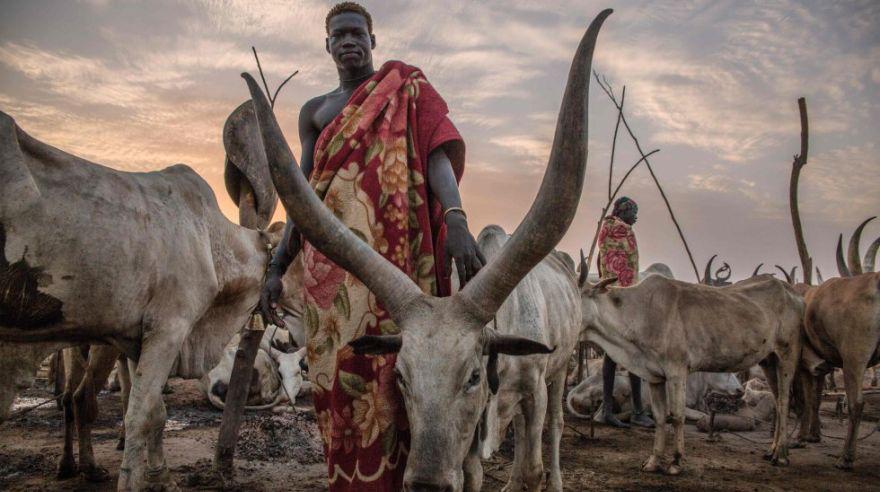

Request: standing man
left=597, top=196, right=654, bottom=428
left=259, top=3, right=484, bottom=490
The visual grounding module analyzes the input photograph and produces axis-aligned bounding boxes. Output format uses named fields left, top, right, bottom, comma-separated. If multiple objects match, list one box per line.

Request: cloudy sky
left=1, top=0, right=878, bottom=281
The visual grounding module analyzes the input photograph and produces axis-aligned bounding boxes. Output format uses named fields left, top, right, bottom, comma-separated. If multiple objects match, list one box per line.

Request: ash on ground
left=236, top=411, right=323, bottom=465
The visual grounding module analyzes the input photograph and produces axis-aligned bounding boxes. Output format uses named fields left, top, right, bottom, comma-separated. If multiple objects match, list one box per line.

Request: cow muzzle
left=403, top=477, right=454, bottom=492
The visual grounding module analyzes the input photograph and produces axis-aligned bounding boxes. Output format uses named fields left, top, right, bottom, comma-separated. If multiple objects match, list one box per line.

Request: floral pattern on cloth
left=597, top=215, right=639, bottom=287
left=302, top=60, right=464, bottom=491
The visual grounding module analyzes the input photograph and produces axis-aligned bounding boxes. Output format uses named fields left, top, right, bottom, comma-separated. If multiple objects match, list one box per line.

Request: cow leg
left=838, top=360, right=867, bottom=470
left=57, top=347, right=85, bottom=480
left=667, top=375, right=687, bottom=475
left=119, top=323, right=189, bottom=491
left=74, top=346, right=118, bottom=482
left=643, top=381, right=667, bottom=473
left=542, top=371, right=566, bottom=492
left=520, top=381, right=547, bottom=491
left=116, top=356, right=132, bottom=451
left=503, top=413, right=526, bottom=491
left=795, top=368, right=823, bottom=446
left=767, top=351, right=796, bottom=466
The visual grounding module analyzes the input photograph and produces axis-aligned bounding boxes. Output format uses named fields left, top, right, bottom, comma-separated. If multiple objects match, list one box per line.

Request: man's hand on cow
left=260, top=273, right=286, bottom=328
left=444, top=212, right=485, bottom=285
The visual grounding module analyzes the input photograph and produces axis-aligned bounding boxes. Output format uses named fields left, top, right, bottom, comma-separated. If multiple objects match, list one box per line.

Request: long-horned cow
left=797, top=219, right=880, bottom=469
left=476, top=225, right=581, bottom=491
left=579, top=274, right=803, bottom=475
left=0, top=107, right=284, bottom=489
left=243, top=10, right=611, bottom=491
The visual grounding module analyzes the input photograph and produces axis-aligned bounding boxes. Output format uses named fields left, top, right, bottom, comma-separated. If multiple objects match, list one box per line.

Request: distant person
left=597, top=196, right=654, bottom=428
left=258, top=2, right=483, bottom=490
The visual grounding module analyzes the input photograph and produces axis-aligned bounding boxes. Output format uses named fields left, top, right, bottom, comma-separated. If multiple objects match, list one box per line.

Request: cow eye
left=465, top=369, right=481, bottom=393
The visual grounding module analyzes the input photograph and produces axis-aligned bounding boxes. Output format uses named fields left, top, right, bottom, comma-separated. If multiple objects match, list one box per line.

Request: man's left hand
left=444, top=212, right=485, bottom=285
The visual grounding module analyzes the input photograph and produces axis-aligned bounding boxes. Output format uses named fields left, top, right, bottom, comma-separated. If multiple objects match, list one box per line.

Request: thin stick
left=607, top=86, right=626, bottom=201
left=789, top=97, right=812, bottom=284
left=251, top=47, right=272, bottom=107
left=593, top=71, right=701, bottom=282
left=584, top=149, right=660, bottom=276
left=272, top=70, right=300, bottom=106
left=7, top=394, right=62, bottom=420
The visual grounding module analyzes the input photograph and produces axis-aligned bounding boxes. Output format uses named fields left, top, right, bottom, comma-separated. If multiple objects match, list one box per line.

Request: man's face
left=326, top=12, right=375, bottom=71
left=617, top=202, right=638, bottom=226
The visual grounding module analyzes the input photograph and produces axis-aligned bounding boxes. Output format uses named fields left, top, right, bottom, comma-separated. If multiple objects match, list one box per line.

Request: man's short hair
left=325, top=2, right=373, bottom=34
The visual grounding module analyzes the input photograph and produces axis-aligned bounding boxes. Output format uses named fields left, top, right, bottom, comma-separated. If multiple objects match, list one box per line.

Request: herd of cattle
left=0, top=9, right=878, bottom=491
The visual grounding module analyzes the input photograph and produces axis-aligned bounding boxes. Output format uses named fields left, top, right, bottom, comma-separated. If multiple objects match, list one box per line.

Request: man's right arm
left=261, top=98, right=320, bottom=325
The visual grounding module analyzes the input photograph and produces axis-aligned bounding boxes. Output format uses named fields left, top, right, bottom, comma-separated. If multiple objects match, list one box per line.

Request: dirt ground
left=1, top=378, right=878, bottom=491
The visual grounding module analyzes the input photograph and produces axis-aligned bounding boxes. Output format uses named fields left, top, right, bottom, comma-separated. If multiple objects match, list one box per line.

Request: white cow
left=567, top=370, right=742, bottom=422
left=203, top=326, right=309, bottom=410
left=477, top=226, right=581, bottom=491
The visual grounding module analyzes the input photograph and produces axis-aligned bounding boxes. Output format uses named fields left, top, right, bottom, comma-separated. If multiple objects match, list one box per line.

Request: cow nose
left=404, top=479, right=453, bottom=492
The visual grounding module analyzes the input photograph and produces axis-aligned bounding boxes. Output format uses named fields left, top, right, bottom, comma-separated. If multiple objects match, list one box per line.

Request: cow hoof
left=790, top=440, right=806, bottom=449
left=641, top=456, right=663, bottom=473
left=666, top=464, right=683, bottom=476
left=144, top=465, right=178, bottom=491
left=706, top=434, right=722, bottom=443
left=116, top=437, right=126, bottom=451
left=771, top=456, right=789, bottom=467
left=80, top=464, right=111, bottom=482
left=835, top=458, right=854, bottom=471
left=57, top=459, right=78, bottom=480
left=805, top=434, right=821, bottom=443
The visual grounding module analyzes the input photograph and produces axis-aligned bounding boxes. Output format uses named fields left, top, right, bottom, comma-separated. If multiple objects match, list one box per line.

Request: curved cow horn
left=836, top=234, right=851, bottom=278
left=789, top=266, right=798, bottom=284
left=848, top=216, right=876, bottom=276
left=865, top=236, right=880, bottom=273
left=578, top=248, right=588, bottom=287
left=716, top=262, right=731, bottom=282
left=241, top=74, right=423, bottom=321
left=751, top=263, right=764, bottom=277
left=223, top=100, right=279, bottom=229
left=815, top=266, right=824, bottom=284
left=703, top=254, right=718, bottom=284
left=774, top=265, right=793, bottom=284
left=458, top=10, right=612, bottom=322
left=590, top=276, right=618, bottom=293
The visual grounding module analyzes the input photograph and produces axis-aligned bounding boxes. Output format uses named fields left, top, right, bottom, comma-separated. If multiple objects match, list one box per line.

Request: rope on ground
left=7, top=394, right=63, bottom=420
left=565, top=423, right=592, bottom=440
left=722, top=421, right=799, bottom=446
left=821, top=425, right=879, bottom=442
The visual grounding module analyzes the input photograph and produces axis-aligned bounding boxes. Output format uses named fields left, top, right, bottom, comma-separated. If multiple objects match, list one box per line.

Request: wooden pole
left=789, top=97, right=812, bottom=284
left=213, top=314, right=266, bottom=480
left=593, top=72, right=701, bottom=282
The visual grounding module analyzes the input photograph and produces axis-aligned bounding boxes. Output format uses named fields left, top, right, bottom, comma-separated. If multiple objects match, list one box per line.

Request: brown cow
left=580, top=275, right=803, bottom=475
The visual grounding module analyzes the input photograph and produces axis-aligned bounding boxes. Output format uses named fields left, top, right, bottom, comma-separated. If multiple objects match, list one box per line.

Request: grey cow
left=243, top=10, right=611, bottom=491
left=0, top=109, right=283, bottom=490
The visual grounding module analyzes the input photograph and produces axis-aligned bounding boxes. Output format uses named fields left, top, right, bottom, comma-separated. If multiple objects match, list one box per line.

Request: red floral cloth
left=301, top=60, right=464, bottom=491
left=597, top=215, right=639, bottom=287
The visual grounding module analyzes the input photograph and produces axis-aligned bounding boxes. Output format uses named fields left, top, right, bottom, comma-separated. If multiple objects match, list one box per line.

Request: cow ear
left=349, top=335, right=402, bottom=355
left=486, top=351, right=500, bottom=394
left=486, top=334, right=554, bottom=356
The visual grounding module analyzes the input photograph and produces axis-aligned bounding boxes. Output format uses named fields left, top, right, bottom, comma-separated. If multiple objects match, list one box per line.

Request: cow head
left=244, top=9, right=611, bottom=490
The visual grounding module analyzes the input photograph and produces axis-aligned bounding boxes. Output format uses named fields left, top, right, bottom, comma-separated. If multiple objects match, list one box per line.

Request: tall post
left=213, top=314, right=266, bottom=480
left=789, top=97, right=812, bottom=285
